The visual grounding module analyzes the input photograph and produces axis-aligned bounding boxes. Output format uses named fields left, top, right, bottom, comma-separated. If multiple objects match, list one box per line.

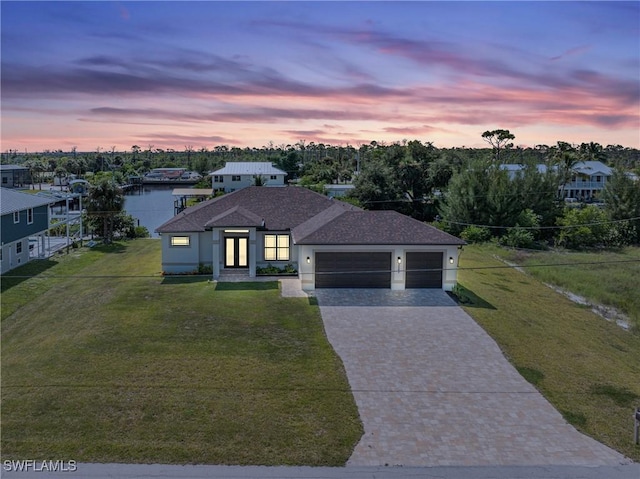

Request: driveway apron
left=314, top=289, right=628, bottom=467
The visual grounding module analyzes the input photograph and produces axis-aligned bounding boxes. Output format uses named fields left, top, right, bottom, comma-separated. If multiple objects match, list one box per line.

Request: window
left=16, top=241, right=22, bottom=254
left=264, top=234, right=289, bottom=261
left=213, top=175, right=222, bottom=182
left=170, top=236, right=190, bottom=247
left=596, top=176, right=601, bottom=183
left=27, top=208, right=34, bottom=224
left=2, top=177, right=7, bottom=184
left=13, top=211, right=19, bottom=223
left=270, top=175, right=277, bottom=180
left=232, top=175, right=241, bottom=182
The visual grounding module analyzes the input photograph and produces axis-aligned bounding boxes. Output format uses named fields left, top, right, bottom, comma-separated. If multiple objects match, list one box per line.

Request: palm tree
left=551, top=142, right=579, bottom=199
left=86, top=178, right=124, bottom=243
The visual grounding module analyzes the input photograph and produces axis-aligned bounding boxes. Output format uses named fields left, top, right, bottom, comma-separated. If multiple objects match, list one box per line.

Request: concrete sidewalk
left=2, top=463, right=639, bottom=479
left=314, top=289, right=629, bottom=467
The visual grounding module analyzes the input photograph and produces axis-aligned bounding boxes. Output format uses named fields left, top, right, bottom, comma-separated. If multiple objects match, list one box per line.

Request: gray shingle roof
left=205, top=206, right=264, bottom=228
left=156, top=186, right=357, bottom=233
left=0, top=188, right=55, bottom=215
left=293, top=210, right=466, bottom=245
left=156, top=186, right=465, bottom=247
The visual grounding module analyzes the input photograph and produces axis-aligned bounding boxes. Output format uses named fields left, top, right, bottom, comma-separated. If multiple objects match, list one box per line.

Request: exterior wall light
left=449, top=256, right=454, bottom=264
left=397, top=256, right=402, bottom=264
left=306, top=256, right=311, bottom=264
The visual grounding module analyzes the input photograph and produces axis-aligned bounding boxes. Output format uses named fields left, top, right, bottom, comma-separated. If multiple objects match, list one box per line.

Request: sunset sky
left=1, top=1, right=639, bottom=153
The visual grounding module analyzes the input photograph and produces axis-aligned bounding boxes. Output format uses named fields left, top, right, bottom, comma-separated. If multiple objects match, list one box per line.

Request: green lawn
left=493, top=246, right=640, bottom=330
left=1, top=240, right=362, bottom=465
left=457, top=244, right=640, bottom=462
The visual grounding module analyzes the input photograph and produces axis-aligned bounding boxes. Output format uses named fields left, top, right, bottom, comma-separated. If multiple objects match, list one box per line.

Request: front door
left=225, top=237, right=248, bottom=268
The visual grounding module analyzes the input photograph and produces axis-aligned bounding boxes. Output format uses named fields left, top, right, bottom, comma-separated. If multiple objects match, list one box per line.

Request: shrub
left=460, top=226, right=491, bottom=243
left=256, top=264, right=298, bottom=275
left=499, top=227, right=535, bottom=249
left=133, top=226, right=150, bottom=238
left=555, top=206, right=611, bottom=249
left=198, top=263, right=213, bottom=275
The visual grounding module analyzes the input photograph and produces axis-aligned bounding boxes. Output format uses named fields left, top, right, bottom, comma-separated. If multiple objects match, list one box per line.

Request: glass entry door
left=225, top=237, right=248, bottom=268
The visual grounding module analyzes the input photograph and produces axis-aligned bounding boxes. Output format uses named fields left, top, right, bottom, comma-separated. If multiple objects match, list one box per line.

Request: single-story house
left=0, top=164, right=30, bottom=188
left=1, top=188, right=54, bottom=274
left=156, top=186, right=465, bottom=291
left=209, top=162, right=286, bottom=192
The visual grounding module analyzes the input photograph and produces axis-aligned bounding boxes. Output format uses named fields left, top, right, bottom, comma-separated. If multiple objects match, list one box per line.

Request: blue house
left=1, top=188, right=54, bottom=274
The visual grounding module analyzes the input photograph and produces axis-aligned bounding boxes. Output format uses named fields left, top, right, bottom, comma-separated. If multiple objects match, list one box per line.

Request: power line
left=3, top=259, right=639, bottom=281
left=441, top=216, right=640, bottom=230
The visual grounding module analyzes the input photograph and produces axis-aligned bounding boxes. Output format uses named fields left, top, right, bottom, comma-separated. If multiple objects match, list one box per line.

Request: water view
left=123, top=186, right=176, bottom=237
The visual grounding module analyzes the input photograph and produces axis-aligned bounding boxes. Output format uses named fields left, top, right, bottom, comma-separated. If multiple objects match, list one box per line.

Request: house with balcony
left=501, top=161, right=613, bottom=200
left=563, top=161, right=612, bottom=200
left=209, top=162, right=286, bottom=192
left=1, top=188, right=55, bottom=274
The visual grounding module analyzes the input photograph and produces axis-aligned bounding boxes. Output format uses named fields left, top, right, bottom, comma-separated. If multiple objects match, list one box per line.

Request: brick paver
left=314, top=289, right=629, bottom=467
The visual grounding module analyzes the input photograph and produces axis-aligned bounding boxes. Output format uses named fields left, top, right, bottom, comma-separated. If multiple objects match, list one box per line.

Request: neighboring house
left=157, top=186, right=465, bottom=291
left=0, top=165, right=30, bottom=188
left=180, top=171, right=203, bottom=181
left=324, top=184, right=355, bottom=198
left=0, top=188, right=54, bottom=274
left=501, top=161, right=613, bottom=200
left=209, top=162, right=286, bottom=192
left=144, top=168, right=187, bottom=181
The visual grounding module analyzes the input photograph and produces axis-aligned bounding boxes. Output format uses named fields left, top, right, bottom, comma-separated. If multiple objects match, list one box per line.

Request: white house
left=156, top=186, right=465, bottom=291
left=209, top=162, right=286, bottom=192
left=501, top=161, right=614, bottom=200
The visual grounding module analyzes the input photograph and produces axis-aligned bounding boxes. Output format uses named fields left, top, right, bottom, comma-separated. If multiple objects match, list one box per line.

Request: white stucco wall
left=160, top=233, right=201, bottom=273
left=160, top=230, right=462, bottom=289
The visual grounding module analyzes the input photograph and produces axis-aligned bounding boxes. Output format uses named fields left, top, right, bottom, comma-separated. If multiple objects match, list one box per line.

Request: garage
left=315, top=252, right=391, bottom=288
left=405, top=252, right=443, bottom=288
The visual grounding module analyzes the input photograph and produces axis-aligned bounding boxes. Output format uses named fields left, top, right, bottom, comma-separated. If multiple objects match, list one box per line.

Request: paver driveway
left=313, top=289, right=628, bottom=467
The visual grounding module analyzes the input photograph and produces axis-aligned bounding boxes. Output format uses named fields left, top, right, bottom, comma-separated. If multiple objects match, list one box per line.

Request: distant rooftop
left=210, top=162, right=286, bottom=176
left=0, top=164, right=28, bottom=170
left=0, top=187, right=56, bottom=215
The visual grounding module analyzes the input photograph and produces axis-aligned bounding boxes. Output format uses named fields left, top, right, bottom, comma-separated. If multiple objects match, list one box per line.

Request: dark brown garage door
left=406, top=252, right=443, bottom=288
left=315, top=252, right=391, bottom=288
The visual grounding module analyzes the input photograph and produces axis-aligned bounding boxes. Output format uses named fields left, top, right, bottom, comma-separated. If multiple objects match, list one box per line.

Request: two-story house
left=0, top=165, right=30, bottom=188
left=564, top=161, right=613, bottom=200
left=501, top=161, right=613, bottom=200
left=1, top=188, right=54, bottom=274
left=209, top=162, right=286, bottom=192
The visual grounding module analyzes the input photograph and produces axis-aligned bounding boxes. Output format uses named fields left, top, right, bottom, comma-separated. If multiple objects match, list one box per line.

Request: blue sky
left=2, top=1, right=639, bottom=152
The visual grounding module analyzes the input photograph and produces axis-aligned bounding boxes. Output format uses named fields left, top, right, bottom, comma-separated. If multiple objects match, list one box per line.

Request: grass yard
left=1, top=240, right=362, bottom=465
left=456, top=244, right=640, bottom=462
left=494, top=246, right=640, bottom=330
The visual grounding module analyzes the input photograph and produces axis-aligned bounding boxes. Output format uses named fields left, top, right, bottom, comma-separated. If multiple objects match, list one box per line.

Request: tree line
left=4, top=133, right=640, bottom=247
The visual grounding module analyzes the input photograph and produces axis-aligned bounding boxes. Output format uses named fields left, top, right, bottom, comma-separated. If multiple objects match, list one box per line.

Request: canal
left=123, top=186, right=176, bottom=238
